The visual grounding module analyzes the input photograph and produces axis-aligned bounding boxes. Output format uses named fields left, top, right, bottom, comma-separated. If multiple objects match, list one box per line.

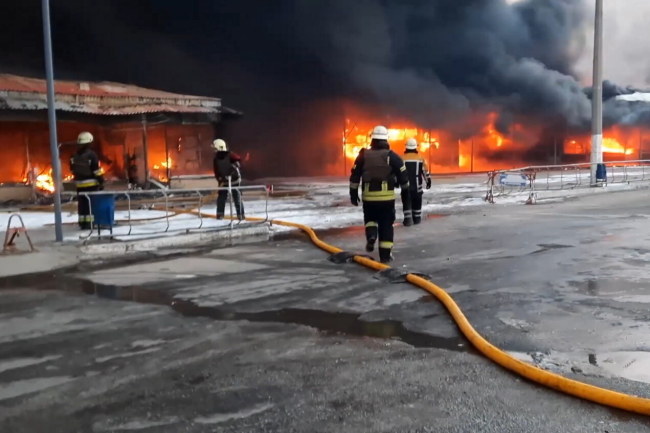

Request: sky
left=574, top=0, right=650, bottom=88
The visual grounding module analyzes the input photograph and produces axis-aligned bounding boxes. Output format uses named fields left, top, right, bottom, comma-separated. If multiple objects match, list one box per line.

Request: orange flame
left=153, top=157, right=173, bottom=170
left=602, top=137, right=634, bottom=155
left=484, top=112, right=509, bottom=149
left=343, top=127, right=435, bottom=162
left=35, top=170, right=55, bottom=193
left=23, top=167, right=74, bottom=193
left=565, top=135, right=635, bottom=156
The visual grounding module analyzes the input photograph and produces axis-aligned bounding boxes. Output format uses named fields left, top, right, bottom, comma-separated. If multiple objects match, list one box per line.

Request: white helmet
left=77, top=131, right=94, bottom=145
left=370, top=125, right=389, bottom=140
left=212, top=139, right=227, bottom=151
left=405, top=138, right=418, bottom=150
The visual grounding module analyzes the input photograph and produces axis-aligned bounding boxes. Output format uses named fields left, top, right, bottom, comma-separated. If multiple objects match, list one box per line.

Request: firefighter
left=403, top=138, right=432, bottom=224
left=70, top=132, right=104, bottom=230
left=212, top=139, right=245, bottom=220
left=350, top=125, right=412, bottom=263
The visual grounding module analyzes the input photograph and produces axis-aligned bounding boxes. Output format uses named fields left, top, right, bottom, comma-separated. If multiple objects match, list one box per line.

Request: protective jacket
left=403, top=150, right=431, bottom=192
left=349, top=144, right=410, bottom=202
left=213, top=151, right=242, bottom=185
left=70, top=147, right=104, bottom=188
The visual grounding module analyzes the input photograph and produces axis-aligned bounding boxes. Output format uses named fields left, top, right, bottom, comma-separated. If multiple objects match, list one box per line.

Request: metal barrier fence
left=486, top=160, right=650, bottom=204
left=64, top=179, right=270, bottom=241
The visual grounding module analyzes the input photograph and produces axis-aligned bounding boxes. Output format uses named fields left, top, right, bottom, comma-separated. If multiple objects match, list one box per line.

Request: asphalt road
left=2, top=189, right=650, bottom=432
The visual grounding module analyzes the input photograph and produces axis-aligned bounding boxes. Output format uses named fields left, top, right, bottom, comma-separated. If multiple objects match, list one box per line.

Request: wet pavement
left=2, top=189, right=650, bottom=431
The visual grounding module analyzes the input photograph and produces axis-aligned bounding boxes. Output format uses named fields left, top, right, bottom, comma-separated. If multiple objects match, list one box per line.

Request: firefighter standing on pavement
left=212, top=139, right=245, bottom=220
left=403, top=138, right=432, bottom=224
left=349, top=125, right=412, bottom=263
left=70, top=132, right=104, bottom=230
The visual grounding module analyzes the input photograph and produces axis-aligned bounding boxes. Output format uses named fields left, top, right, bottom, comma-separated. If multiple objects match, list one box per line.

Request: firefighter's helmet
left=212, top=139, right=227, bottom=151
left=370, top=125, right=389, bottom=140
left=77, top=131, right=94, bottom=145
left=405, top=138, right=418, bottom=150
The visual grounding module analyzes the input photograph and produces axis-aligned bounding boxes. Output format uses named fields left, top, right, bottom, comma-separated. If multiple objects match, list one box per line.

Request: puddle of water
left=5, top=273, right=468, bottom=353
left=530, top=244, right=573, bottom=255
left=169, top=297, right=467, bottom=352
left=569, top=279, right=650, bottom=300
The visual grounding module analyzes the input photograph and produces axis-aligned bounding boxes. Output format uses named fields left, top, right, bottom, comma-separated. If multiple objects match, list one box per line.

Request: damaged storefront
left=0, top=74, right=240, bottom=203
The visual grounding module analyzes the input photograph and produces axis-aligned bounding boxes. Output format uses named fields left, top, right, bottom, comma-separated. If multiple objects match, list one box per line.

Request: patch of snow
left=94, top=347, right=161, bottom=363
left=193, top=402, right=274, bottom=425
left=0, top=355, right=62, bottom=374
left=0, top=376, right=73, bottom=401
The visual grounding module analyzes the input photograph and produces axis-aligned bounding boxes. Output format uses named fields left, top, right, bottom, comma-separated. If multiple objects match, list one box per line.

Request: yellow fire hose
left=190, top=210, right=650, bottom=416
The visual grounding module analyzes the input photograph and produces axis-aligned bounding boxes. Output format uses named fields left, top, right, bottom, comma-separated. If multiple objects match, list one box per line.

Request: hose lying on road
left=191, top=211, right=650, bottom=416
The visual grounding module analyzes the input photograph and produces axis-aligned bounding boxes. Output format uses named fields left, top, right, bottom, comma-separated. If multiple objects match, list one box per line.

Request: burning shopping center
left=339, top=97, right=650, bottom=175
left=0, top=74, right=240, bottom=202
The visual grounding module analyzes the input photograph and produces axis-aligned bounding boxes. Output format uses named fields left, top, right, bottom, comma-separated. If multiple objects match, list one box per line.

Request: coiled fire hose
left=193, top=211, right=650, bottom=416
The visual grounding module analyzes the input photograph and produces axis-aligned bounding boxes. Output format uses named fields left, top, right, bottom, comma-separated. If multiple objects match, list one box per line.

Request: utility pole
left=342, top=123, right=347, bottom=177
left=590, top=0, right=604, bottom=185
left=427, top=129, right=432, bottom=170
left=42, top=0, right=63, bottom=241
left=470, top=139, right=475, bottom=173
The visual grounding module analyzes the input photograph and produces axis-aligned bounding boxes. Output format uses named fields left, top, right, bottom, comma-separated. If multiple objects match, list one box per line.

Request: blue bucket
left=596, top=163, right=607, bottom=183
left=90, top=194, right=115, bottom=227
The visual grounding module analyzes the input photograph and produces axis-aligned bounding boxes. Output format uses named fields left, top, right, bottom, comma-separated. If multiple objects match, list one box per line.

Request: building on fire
left=0, top=74, right=241, bottom=202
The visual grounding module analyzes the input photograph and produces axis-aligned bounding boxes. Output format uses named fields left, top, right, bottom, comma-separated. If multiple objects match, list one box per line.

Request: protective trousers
left=216, top=182, right=245, bottom=220
left=76, top=185, right=99, bottom=230
left=403, top=191, right=423, bottom=224
left=363, top=200, right=395, bottom=262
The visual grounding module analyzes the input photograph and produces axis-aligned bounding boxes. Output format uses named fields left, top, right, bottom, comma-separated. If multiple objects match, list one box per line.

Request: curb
left=80, top=224, right=271, bottom=256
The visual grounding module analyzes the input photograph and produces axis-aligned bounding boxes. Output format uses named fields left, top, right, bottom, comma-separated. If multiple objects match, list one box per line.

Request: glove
left=403, top=216, right=413, bottom=227
left=426, top=178, right=432, bottom=190
left=350, top=189, right=359, bottom=207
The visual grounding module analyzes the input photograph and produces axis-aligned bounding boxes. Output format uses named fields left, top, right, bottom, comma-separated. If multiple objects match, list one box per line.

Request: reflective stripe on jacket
left=76, top=179, right=99, bottom=188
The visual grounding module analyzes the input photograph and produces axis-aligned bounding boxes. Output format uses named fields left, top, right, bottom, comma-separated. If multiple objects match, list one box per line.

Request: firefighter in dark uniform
left=350, top=126, right=413, bottom=263
left=70, top=132, right=104, bottom=230
left=403, top=138, right=432, bottom=224
left=212, top=139, right=245, bottom=220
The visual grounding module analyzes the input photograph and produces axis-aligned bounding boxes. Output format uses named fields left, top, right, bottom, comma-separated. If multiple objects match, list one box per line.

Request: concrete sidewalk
left=0, top=222, right=270, bottom=278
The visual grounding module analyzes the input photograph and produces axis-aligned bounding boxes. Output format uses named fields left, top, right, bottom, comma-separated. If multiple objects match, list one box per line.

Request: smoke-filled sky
left=1, top=0, right=649, bottom=175
left=575, top=0, right=650, bottom=88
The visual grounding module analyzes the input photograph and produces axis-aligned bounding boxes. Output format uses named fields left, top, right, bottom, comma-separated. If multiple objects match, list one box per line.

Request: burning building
left=0, top=74, right=241, bottom=200
left=339, top=97, right=650, bottom=175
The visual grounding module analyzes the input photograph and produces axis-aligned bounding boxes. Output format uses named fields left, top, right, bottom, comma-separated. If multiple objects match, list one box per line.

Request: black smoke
left=0, top=0, right=645, bottom=176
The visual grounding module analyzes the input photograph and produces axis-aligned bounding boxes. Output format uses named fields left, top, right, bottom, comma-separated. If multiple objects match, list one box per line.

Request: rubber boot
left=365, top=226, right=378, bottom=252
left=413, top=217, right=421, bottom=225
left=379, top=247, right=394, bottom=264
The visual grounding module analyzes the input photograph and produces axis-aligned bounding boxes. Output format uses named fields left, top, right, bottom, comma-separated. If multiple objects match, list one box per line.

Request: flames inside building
left=0, top=74, right=240, bottom=200
left=339, top=105, right=650, bottom=175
